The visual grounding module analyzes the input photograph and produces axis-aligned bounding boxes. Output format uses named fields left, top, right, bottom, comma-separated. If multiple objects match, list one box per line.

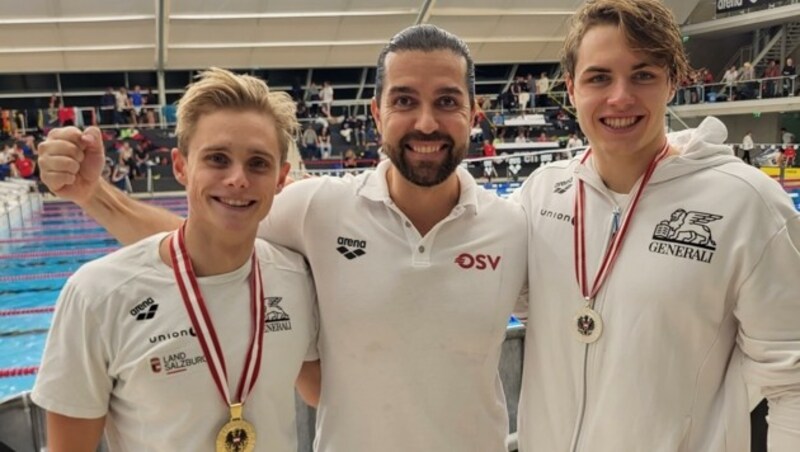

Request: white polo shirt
left=260, top=160, right=528, bottom=451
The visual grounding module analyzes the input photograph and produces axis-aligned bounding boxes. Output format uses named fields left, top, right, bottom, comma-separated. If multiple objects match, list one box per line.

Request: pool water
left=0, top=198, right=188, bottom=400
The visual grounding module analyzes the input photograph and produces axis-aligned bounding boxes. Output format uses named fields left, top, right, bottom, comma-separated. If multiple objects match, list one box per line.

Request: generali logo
left=454, top=253, right=501, bottom=271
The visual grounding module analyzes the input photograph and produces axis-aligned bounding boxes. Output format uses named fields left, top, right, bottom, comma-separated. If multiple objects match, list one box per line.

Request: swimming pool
left=0, top=197, right=188, bottom=400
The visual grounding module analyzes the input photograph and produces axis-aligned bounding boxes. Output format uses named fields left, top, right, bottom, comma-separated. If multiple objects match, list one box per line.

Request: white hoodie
left=515, top=117, right=800, bottom=451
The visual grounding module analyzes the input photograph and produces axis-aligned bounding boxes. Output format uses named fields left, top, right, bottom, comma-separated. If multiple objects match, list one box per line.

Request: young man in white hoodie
left=514, top=1, right=800, bottom=451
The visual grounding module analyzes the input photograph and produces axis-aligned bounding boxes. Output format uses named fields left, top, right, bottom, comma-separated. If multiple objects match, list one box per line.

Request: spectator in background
left=321, top=81, right=334, bottom=118
left=10, top=142, right=36, bottom=179
left=474, top=101, right=495, bottom=143
left=721, top=65, right=738, bottom=100
left=785, top=143, right=797, bottom=167
left=517, top=77, right=530, bottom=115
left=566, top=132, right=583, bottom=149
left=781, top=127, right=795, bottom=145
left=130, top=86, right=144, bottom=125
left=0, top=142, right=12, bottom=180
left=132, top=143, right=150, bottom=179
left=536, top=72, right=550, bottom=108
left=782, top=57, right=796, bottom=96
left=480, top=94, right=493, bottom=112
left=45, top=94, right=59, bottom=129
left=526, top=73, right=537, bottom=111
left=514, top=128, right=528, bottom=143
left=301, top=124, right=319, bottom=160
left=741, top=130, right=754, bottom=164
left=536, top=131, right=548, bottom=142
left=110, top=148, right=131, bottom=192
left=342, top=148, right=357, bottom=168
left=482, top=139, right=496, bottom=157
left=738, top=62, right=755, bottom=100
left=764, top=59, right=781, bottom=98
left=100, top=88, right=116, bottom=125
left=114, top=87, right=130, bottom=125
left=510, top=77, right=522, bottom=114
left=318, top=125, right=332, bottom=159
left=57, top=101, right=75, bottom=127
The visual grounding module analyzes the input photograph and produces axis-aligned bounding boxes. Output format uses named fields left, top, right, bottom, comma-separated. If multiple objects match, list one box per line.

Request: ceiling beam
left=0, top=15, right=154, bottom=25
left=170, top=10, right=416, bottom=21
left=416, top=0, right=436, bottom=25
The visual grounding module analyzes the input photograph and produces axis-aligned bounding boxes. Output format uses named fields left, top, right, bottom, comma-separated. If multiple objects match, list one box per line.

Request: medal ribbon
left=574, top=142, right=670, bottom=303
left=169, top=223, right=265, bottom=408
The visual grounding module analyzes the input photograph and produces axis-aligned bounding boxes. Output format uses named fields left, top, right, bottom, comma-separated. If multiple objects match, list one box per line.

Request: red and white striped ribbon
left=574, top=142, right=670, bottom=303
left=169, top=224, right=265, bottom=407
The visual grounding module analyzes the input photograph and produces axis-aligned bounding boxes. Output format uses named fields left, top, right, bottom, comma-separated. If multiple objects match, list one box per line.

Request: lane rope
left=0, top=272, right=72, bottom=283
left=0, top=307, right=55, bottom=317
left=0, top=366, right=38, bottom=378
left=0, top=247, right=117, bottom=260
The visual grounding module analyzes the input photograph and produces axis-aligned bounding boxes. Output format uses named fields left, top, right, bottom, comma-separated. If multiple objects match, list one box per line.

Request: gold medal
left=216, top=403, right=256, bottom=452
left=573, top=305, right=603, bottom=343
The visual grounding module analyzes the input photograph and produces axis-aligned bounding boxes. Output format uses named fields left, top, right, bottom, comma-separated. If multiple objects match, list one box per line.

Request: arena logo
left=265, top=297, right=292, bottom=332
left=553, top=178, right=573, bottom=194
left=149, top=327, right=196, bottom=344
left=454, top=253, right=501, bottom=271
left=336, top=236, right=367, bottom=260
left=648, top=209, right=723, bottom=264
left=150, top=351, right=206, bottom=375
left=130, top=297, right=158, bottom=321
left=716, top=0, right=760, bottom=13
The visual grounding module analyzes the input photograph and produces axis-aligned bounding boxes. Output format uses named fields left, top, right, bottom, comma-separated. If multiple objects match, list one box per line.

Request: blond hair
left=561, top=0, right=690, bottom=85
left=175, top=67, right=298, bottom=162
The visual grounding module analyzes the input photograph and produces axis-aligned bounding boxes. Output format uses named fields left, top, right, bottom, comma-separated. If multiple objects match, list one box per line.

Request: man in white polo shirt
left=36, top=25, right=527, bottom=451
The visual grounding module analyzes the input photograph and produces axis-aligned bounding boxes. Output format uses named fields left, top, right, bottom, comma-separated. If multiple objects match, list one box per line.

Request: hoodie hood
left=655, top=116, right=742, bottom=183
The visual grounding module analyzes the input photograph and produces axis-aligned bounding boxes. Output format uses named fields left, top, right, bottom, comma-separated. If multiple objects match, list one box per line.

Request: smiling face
left=173, top=109, right=289, bottom=242
left=566, top=25, right=674, bottom=164
left=371, top=49, right=474, bottom=187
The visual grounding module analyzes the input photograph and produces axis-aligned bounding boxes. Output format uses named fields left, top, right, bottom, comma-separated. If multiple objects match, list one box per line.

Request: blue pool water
left=0, top=198, right=188, bottom=400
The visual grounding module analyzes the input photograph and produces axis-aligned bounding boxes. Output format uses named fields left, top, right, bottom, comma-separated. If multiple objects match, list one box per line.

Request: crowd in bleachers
left=2, top=56, right=799, bottom=187
left=674, top=57, right=798, bottom=104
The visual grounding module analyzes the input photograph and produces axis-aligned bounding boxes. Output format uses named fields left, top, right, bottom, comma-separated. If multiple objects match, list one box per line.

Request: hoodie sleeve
left=735, top=209, right=800, bottom=449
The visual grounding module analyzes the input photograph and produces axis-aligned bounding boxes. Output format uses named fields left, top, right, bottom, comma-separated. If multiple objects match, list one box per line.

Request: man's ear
left=171, top=148, right=188, bottom=187
left=370, top=97, right=383, bottom=137
left=565, top=74, right=576, bottom=106
left=276, top=161, right=291, bottom=194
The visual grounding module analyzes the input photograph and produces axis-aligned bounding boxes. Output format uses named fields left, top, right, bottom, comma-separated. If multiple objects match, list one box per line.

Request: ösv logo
left=454, top=253, right=501, bottom=271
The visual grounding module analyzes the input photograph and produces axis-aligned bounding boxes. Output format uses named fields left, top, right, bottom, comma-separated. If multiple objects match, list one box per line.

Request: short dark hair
left=374, top=24, right=475, bottom=106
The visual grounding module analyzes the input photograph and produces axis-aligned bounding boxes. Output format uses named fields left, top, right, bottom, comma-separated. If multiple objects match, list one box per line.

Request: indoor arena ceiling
left=0, top=0, right=701, bottom=73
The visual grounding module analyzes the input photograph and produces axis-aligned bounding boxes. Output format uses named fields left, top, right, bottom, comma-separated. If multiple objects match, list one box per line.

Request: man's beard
left=383, top=132, right=465, bottom=187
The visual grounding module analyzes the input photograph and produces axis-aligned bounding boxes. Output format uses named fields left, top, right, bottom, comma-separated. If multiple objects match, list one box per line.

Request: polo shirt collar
left=356, top=159, right=480, bottom=214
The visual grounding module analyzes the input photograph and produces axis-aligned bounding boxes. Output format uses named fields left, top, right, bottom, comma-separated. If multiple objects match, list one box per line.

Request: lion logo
left=653, top=209, right=722, bottom=249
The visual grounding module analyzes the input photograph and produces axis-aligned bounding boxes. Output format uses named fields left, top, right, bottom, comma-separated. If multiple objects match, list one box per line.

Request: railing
left=673, top=74, right=797, bottom=105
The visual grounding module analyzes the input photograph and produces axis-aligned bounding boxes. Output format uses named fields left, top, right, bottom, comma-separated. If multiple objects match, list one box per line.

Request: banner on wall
left=716, top=0, right=766, bottom=14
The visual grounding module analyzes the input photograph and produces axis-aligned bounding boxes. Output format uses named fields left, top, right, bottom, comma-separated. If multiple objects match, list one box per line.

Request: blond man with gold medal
left=32, top=68, right=320, bottom=452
